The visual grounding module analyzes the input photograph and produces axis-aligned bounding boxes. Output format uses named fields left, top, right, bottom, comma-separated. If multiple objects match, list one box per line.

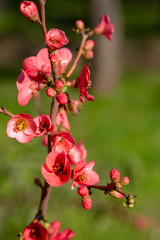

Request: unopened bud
left=109, top=190, right=123, bottom=199
left=68, top=99, right=82, bottom=115
left=84, top=50, right=94, bottom=59
left=54, top=81, right=64, bottom=92
left=84, top=40, right=95, bottom=51
left=50, top=53, right=58, bottom=63
left=110, top=169, right=120, bottom=183
left=34, top=178, right=43, bottom=188
left=120, top=176, right=129, bottom=185
left=46, top=88, right=56, bottom=97
left=56, top=92, right=69, bottom=105
left=82, top=195, right=92, bottom=210
left=115, top=182, right=123, bottom=188
left=20, top=1, right=39, bottom=22
left=75, top=20, right=85, bottom=30
left=77, top=187, right=89, bottom=196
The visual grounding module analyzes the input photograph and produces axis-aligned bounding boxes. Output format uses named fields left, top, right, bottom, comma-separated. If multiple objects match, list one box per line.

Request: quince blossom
left=20, top=1, right=39, bottom=20
left=6, top=113, right=36, bottom=143
left=67, top=141, right=87, bottom=165
left=52, top=131, right=75, bottom=152
left=94, top=15, right=114, bottom=41
left=48, top=221, right=75, bottom=240
left=45, top=28, right=69, bottom=50
left=56, top=107, right=70, bottom=130
left=41, top=151, right=71, bottom=187
left=22, top=222, right=48, bottom=240
left=77, top=64, right=94, bottom=103
left=34, top=115, right=54, bottom=137
left=56, top=48, right=72, bottom=75
left=71, top=160, right=99, bottom=189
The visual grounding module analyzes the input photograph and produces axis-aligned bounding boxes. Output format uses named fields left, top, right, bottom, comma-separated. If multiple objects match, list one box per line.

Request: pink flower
left=71, top=160, right=100, bottom=189
left=34, top=115, right=54, bottom=137
left=56, top=48, right=72, bottom=75
left=22, top=48, right=52, bottom=82
left=56, top=107, right=70, bottom=130
left=6, top=113, right=36, bottom=143
left=77, top=64, right=94, bottom=103
left=45, top=29, right=69, bottom=50
left=17, top=70, right=46, bottom=106
left=41, top=151, right=71, bottom=187
left=52, top=131, right=75, bottom=152
left=94, top=15, right=114, bottom=41
left=20, top=1, right=39, bottom=20
left=67, top=141, right=87, bottom=165
left=22, top=222, right=47, bottom=240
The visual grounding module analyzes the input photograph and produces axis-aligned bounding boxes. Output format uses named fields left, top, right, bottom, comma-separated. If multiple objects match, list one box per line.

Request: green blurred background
left=1, top=0, right=160, bottom=239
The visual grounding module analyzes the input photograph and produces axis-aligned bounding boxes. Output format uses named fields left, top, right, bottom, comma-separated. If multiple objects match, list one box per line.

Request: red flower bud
left=82, top=195, right=92, bottom=210
left=77, top=187, right=89, bottom=196
left=50, top=53, right=58, bottom=63
left=120, top=176, right=129, bottom=185
left=68, top=99, right=82, bottom=115
left=75, top=20, right=85, bottom=30
left=84, top=50, right=94, bottom=59
left=110, top=169, right=120, bottom=183
left=46, top=88, right=56, bottom=98
left=56, top=92, right=68, bottom=105
left=84, top=40, right=95, bottom=51
left=54, top=81, right=64, bottom=92
left=20, top=1, right=39, bottom=21
left=109, top=190, right=123, bottom=199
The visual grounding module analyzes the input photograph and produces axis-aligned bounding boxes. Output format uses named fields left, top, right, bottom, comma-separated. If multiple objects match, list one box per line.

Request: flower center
left=16, top=119, right=27, bottom=132
left=30, top=227, right=40, bottom=239
left=40, top=122, right=48, bottom=132
left=78, top=173, right=86, bottom=182
left=54, top=163, right=64, bottom=175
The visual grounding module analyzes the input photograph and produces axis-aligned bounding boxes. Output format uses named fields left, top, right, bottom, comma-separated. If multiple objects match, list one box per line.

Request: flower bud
left=109, top=190, right=123, bottom=199
left=19, top=1, right=39, bottom=22
left=56, top=92, right=68, bottom=105
left=82, top=195, right=92, bottom=210
left=110, top=169, right=120, bottom=183
left=84, top=50, right=94, bottom=59
left=84, top=40, right=95, bottom=51
left=34, top=178, right=43, bottom=188
left=120, top=176, right=129, bottom=185
left=115, top=182, right=123, bottom=188
left=46, top=88, right=56, bottom=98
left=77, top=187, right=89, bottom=197
left=54, top=81, right=64, bottom=92
left=75, top=20, right=85, bottom=30
left=50, top=53, right=58, bottom=63
left=68, top=99, right=82, bottom=115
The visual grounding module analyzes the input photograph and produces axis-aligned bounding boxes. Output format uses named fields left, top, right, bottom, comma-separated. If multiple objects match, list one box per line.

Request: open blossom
left=22, top=222, right=48, bottom=240
left=94, top=15, right=114, bottom=41
left=20, top=1, right=39, bottom=20
left=77, top=64, right=94, bottom=103
left=52, top=131, right=75, bottom=152
left=45, top=28, right=69, bottom=50
left=56, top=48, right=72, bottom=75
left=41, top=151, right=71, bottom=187
left=71, top=160, right=100, bottom=189
left=56, top=107, right=70, bottom=130
left=48, top=221, right=75, bottom=240
left=67, top=141, right=87, bottom=165
left=6, top=113, right=36, bottom=143
left=17, top=70, right=46, bottom=106
left=22, top=48, right=52, bottom=82
left=34, top=115, right=54, bottom=137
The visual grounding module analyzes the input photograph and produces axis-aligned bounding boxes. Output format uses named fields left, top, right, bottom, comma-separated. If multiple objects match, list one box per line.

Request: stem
left=38, top=0, right=47, bottom=35
left=0, top=105, right=14, bottom=118
left=66, top=33, right=88, bottom=79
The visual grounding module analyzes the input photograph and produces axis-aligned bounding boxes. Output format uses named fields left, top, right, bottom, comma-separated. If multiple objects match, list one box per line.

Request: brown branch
left=38, top=0, right=47, bottom=35
left=66, top=33, right=88, bottom=79
left=0, top=105, right=14, bottom=118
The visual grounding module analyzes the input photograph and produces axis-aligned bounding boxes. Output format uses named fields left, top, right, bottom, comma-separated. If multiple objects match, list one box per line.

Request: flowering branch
left=0, top=105, right=14, bottom=118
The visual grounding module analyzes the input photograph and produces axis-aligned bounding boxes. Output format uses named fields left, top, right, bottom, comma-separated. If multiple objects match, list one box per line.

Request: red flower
left=6, top=113, right=36, bottom=143
left=22, top=222, right=47, bottom=240
left=77, top=65, right=94, bottom=103
left=71, top=160, right=99, bottom=189
left=52, top=131, right=75, bottom=152
left=48, top=221, right=75, bottom=240
left=94, top=15, right=114, bottom=41
left=34, top=115, right=54, bottom=137
left=41, top=151, right=71, bottom=187
left=45, top=29, right=69, bottom=50
left=56, top=48, right=72, bottom=75
left=56, top=107, right=70, bottom=130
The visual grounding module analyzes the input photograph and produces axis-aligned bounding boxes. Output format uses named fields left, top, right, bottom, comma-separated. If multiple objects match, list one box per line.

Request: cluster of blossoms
left=0, top=1, right=135, bottom=239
